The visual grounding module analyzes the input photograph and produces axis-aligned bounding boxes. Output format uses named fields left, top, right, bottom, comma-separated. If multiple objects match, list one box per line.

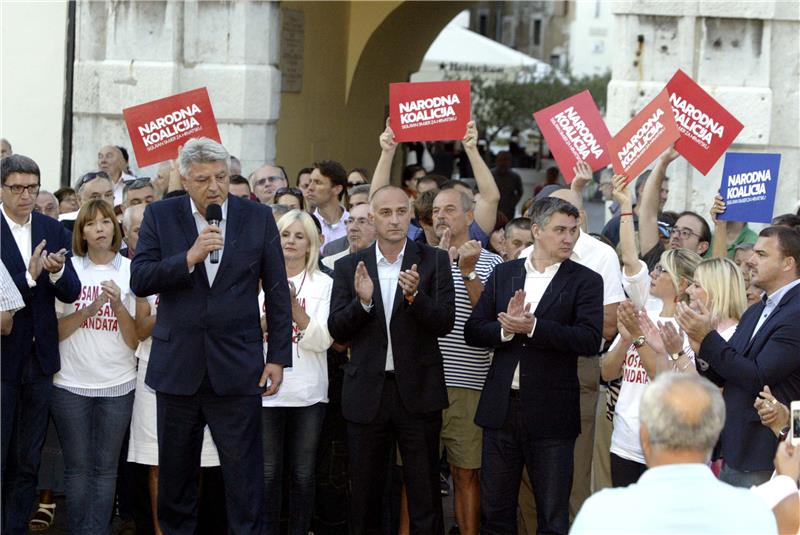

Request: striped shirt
left=439, top=248, right=503, bottom=390
left=0, top=261, right=24, bottom=314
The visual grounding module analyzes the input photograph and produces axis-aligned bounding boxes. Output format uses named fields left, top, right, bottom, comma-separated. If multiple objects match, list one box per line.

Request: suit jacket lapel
left=177, top=195, right=209, bottom=286
left=745, top=286, right=800, bottom=353
left=1, top=216, right=25, bottom=273
left=31, top=213, right=46, bottom=255
left=391, top=240, right=419, bottom=317
left=364, top=244, right=386, bottom=331
left=211, top=196, right=241, bottom=289
left=533, top=261, right=572, bottom=317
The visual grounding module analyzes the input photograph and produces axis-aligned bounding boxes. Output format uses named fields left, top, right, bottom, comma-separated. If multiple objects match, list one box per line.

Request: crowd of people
left=1, top=123, right=800, bottom=535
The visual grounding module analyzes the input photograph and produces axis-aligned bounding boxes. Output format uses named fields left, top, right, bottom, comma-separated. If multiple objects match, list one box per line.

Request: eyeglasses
left=668, top=226, right=701, bottom=240
left=255, top=176, right=286, bottom=186
left=2, top=183, right=40, bottom=195
left=76, top=171, right=110, bottom=189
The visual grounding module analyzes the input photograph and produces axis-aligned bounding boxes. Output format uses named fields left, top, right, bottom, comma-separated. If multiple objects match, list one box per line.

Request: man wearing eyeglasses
left=638, top=148, right=712, bottom=272
left=1, top=155, right=81, bottom=534
left=249, top=164, right=287, bottom=205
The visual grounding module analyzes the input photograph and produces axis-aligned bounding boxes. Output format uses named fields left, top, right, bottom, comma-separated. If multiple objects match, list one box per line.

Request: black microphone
left=206, top=203, right=222, bottom=264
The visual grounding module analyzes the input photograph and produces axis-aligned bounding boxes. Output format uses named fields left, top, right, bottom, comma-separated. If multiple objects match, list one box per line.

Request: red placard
left=533, top=90, right=611, bottom=184
left=665, top=69, right=744, bottom=175
left=123, top=87, right=221, bottom=167
left=608, top=90, right=680, bottom=182
left=389, top=80, right=471, bottom=142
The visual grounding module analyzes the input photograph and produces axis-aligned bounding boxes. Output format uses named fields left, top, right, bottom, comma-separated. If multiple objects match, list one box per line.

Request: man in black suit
left=131, top=137, right=292, bottom=534
left=328, top=185, right=455, bottom=534
left=677, top=225, right=800, bottom=488
left=1, top=155, right=81, bottom=534
left=464, top=197, right=603, bottom=535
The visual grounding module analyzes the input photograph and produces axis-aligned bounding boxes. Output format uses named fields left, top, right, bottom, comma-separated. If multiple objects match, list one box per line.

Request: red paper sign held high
left=665, top=69, right=743, bottom=175
left=533, top=90, right=611, bottom=183
left=608, top=90, right=680, bottom=182
left=123, top=87, right=221, bottom=167
left=390, top=80, right=471, bottom=142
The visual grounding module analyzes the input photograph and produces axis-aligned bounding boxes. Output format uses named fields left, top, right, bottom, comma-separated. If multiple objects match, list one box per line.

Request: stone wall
left=606, top=1, right=800, bottom=220
left=71, top=0, right=281, bottom=182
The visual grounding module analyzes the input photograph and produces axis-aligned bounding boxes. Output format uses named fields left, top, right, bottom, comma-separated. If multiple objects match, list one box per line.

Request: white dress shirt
left=1, top=205, right=63, bottom=287
left=504, top=256, right=561, bottom=389
left=373, top=241, right=405, bottom=371
left=188, top=198, right=227, bottom=286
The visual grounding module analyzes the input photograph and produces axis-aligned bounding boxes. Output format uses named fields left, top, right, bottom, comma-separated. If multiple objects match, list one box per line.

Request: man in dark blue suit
left=1, top=155, right=81, bottom=534
left=131, top=138, right=292, bottom=535
left=677, top=225, right=800, bottom=488
left=464, top=197, right=603, bottom=535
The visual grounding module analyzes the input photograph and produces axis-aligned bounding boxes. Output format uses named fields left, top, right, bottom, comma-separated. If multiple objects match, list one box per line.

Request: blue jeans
left=480, top=395, right=575, bottom=535
left=1, top=354, right=53, bottom=535
left=262, top=403, right=326, bottom=535
left=50, top=388, right=134, bottom=535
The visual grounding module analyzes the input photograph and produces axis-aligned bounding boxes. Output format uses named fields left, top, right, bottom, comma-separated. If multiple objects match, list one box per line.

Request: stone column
left=70, top=0, right=281, bottom=182
left=606, top=1, right=799, bottom=219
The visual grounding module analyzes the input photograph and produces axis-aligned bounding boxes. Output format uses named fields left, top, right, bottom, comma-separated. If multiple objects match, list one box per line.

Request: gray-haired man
left=572, top=373, right=778, bottom=534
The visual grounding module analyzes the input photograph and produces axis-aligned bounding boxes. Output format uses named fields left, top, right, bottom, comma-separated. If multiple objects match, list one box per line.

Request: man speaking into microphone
left=131, top=137, right=292, bottom=535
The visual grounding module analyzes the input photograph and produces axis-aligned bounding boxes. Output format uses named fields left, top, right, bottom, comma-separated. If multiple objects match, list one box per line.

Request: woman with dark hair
left=401, top=164, right=425, bottom=199
left=52, top=200, right=138, bottom=535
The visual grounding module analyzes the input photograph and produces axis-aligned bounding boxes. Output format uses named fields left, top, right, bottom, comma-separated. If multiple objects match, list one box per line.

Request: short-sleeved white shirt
left=55, top=254, right=137, bottom=390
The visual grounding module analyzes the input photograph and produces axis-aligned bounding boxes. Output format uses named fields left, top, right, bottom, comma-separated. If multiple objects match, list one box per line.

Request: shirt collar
left=314, top=207, right=349, bottom=229
left=765, top=278, right=800, bottom=307
left=82, top=252, right=123, bottom=271
left=523, top=254, right=561, bottom=275
left=1, top=204, right=31, bottom=229
left=189, top=197, right=228, bottom=221
left=638, top=463, right=715, bottom=484
left=376, top=240, right=407, bottom=266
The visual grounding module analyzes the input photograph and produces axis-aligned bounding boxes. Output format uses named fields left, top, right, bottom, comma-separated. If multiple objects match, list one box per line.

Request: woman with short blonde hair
left=261, top=209, right=333, bottom=535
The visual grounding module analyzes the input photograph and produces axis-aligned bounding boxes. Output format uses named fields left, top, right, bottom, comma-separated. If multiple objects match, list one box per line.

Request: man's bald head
left=548, top=188, right=582, bottom=208
left=123, top=203, right=148, bottom=254
left=639, top=373, right=725, bottom=460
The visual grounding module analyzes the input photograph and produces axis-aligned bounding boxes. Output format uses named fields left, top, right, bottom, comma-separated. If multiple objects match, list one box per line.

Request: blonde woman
left=260, top=209, right=333, bottom=535
left=601, top=176, right=701, bottom=487
left=641, top=257, right=747, bottom=372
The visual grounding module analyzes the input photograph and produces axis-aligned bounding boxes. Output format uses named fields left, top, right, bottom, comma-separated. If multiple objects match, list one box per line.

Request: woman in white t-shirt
left=52, top=200, right=138, bottom=535
left=600, top=177, right=702, bottom=488
left=261, top=209, right=333, bottom=535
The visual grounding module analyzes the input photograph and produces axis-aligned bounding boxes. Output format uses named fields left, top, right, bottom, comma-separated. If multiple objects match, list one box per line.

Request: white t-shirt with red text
left=55, top=254, right=137, bottom=390
left=609, top=312, right=692, bottom=465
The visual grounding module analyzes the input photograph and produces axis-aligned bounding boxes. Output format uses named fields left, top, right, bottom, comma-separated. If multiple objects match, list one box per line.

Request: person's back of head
left=414, top=189, right=437, bottom=227
left=639, top=372, right=725, bottom=466
left=772, top=213, right=800, bottom=229
left=545, top=166, right=560, bottom=184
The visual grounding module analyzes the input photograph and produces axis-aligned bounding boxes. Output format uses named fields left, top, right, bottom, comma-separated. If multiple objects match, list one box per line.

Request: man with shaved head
left=572, top=373, right=777, bottom=534
left=328, top=185, right=455, bottom=534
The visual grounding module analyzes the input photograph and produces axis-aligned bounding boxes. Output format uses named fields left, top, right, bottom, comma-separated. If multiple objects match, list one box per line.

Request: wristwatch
left=632, top=335, right=646, bottom=349
left=461, top=271, right=477, bottom=282
left=779, top=426, right=790, bottom=442
left=669, top=350, right=685, bottom=361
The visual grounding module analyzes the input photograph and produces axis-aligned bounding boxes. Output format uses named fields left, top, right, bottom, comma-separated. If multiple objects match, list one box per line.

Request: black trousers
left=156, top=377, right=264, bottom=535
left=610, top=452, right=647, bottom=488
left=346, top=375, right=443, bottom=535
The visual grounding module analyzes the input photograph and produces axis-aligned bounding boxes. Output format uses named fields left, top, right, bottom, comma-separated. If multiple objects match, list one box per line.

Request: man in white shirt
left=1, top=154, right=81, bottom=534
left=465, top=197, right=604, bottom=534
left=517, top=188, right=626, bottom=524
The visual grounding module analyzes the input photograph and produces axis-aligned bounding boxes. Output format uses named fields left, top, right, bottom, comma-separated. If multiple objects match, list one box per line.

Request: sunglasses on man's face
left=255, top=176, right=286, bottom=187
